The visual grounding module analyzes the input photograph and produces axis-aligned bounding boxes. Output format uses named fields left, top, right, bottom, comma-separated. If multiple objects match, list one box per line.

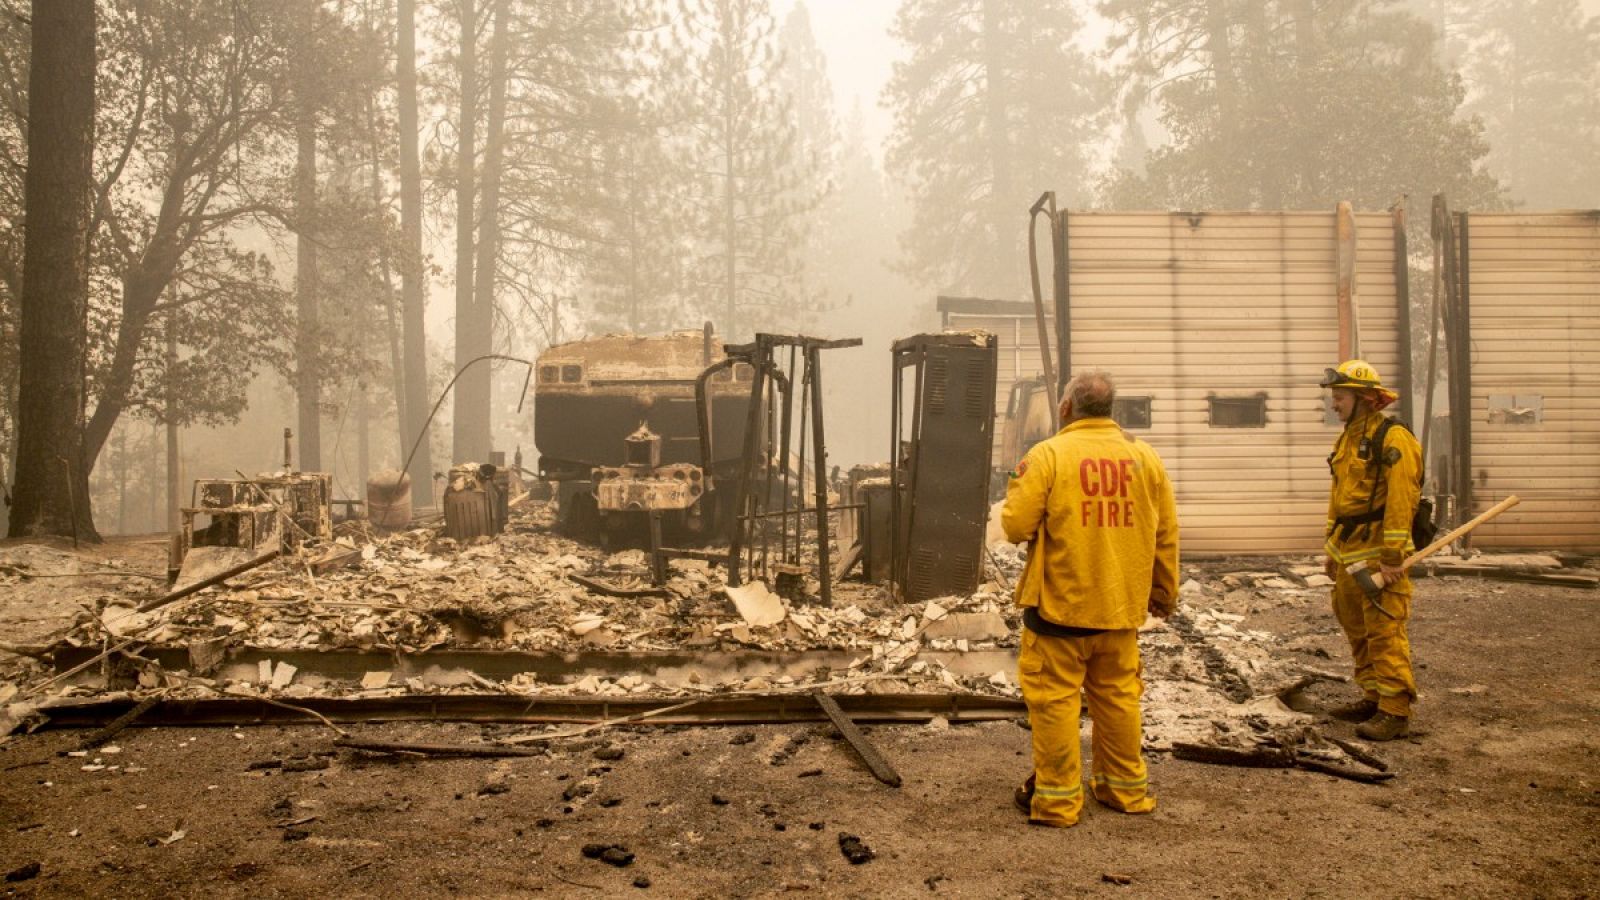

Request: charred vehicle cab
left=533, top=329, right=755, bottom=539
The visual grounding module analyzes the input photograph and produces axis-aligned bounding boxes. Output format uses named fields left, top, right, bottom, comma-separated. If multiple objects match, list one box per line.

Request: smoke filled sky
left=775, top=0, right=898, bottom=159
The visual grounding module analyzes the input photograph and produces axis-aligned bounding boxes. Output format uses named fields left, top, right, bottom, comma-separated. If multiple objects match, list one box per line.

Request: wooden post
left=1336, top=201, right=1360, bottom=359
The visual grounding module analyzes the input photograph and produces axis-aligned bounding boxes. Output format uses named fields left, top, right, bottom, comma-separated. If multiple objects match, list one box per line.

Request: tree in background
left=776, top=1, right=837, bottom=317
left=496, top=0, right=643, bottom=336
left=580, top=2, right=701, bottom=335
left=1450, top=0, right=1600, bottom=208
left=884, top=0, right=1107, bottom=300
left=8, top=0, right=97, bottom=540
left=73, top=0, right=298, bottom=484
left=1100, top=0, right=1503, bottom=212
left=395, top=0, right=434, bottom=504
left=673, top=0, right=825, bottom=338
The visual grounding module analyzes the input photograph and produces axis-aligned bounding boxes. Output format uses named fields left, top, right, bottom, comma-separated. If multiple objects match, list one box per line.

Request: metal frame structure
left=724, top=334, right=861, bottom=603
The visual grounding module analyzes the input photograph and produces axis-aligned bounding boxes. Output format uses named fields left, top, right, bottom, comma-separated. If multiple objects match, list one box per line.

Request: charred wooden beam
left=815, top=691, right=902, bottom=787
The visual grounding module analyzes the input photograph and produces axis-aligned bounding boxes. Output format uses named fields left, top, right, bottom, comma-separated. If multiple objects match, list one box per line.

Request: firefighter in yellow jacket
left=1002, top=369, right=1179, bottom=827
left=1322, top=360, right=1423, bottom=741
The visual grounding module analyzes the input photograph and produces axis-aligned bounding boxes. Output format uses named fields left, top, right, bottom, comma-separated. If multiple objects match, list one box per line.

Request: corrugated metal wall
left=1063, top=211, right=1402, bottom=555
left=1464, top=212, right=1600, bottom=551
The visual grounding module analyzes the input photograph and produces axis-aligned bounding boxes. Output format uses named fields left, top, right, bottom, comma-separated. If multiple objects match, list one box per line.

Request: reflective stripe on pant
left=1331, top=563, right=1417, bottom=717
left=1017, top=627, right=1155, bottom=827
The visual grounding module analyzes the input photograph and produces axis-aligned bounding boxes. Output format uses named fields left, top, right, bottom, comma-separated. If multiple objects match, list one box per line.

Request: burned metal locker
left=890, top=332, right=999, bottom=602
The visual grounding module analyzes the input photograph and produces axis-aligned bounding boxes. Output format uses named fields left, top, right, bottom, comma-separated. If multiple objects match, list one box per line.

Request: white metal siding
left=1065, top=211, right=1401, bottom=554
left=1465, top=212, right=1600, bottom=551
left=943, top=311, right=1054, bottom=467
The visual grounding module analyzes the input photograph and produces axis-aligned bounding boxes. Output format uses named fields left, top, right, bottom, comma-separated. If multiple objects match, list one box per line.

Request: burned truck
left=533, top=329, right=755, bottom=540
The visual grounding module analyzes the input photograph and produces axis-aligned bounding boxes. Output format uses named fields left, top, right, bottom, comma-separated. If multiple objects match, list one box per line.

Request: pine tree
left=884, top=0, right=1107, bottom=299
left=673, top=0, right=825, bottom=338
left=1102, top=0, right=1504, bottom=212
left=1453, top=0, right=1600, bottom=208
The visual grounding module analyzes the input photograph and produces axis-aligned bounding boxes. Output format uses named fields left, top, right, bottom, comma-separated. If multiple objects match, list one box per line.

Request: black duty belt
left=1023, top=606, right=1107, bottom=639
left=1333, top=506, right=1386, bottom=542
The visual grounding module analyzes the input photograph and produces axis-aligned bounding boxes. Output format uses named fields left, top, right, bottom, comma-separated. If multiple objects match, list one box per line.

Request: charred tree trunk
left=452, top=0, right=482, bottom=464
left=9, top=0, right=98, bottom=541
left=465, top=0, right=508, bottom=463
left=397, top=0, right=435, bottom=504
left=293, top=0, right=323, bottom=473
left=164, top=317, right=179, bottom=531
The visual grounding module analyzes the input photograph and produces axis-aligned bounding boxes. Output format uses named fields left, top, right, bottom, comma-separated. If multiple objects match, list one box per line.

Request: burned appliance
left=890, top=332, right=999, bottom=602
left=442, top=462, right=508, bottom=542
left=533, top=327, right=755, bottom=540
left=169, top=471, right=332, bottom=584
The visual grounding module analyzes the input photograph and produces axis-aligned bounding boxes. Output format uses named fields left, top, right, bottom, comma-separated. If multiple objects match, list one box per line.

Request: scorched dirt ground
left=1, top=542, right=1597, bottom=898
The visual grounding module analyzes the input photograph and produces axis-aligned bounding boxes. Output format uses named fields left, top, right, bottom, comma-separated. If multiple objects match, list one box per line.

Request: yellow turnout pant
left=1331, top=563, right=1417, bottom=717
left=1017, top=627, right=1155, bottom=827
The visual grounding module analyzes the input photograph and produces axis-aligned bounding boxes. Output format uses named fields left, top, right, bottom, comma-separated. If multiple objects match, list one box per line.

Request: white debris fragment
left=270, top=662, right=297, bottom=690
left=360, top=671, right=392, bottom=690
left=1303, top=574, right=1335, bottom=587
left=922, top=600, right=949, bottom=621
left=900, top=617, right=919, bottom=640
left=724, top=581, right=786, bottom=627
left=569, top=614, right=608, bottom=636
left=924, top=611, right=1009, bottom=642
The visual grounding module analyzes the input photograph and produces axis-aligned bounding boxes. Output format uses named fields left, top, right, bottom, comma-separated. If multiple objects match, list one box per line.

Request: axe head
left=1345, top=561, right=1388, bottom=598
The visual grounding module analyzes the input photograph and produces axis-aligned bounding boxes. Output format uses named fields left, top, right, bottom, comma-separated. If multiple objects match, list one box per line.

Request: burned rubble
left=2, top=491, right=1383, bottom=778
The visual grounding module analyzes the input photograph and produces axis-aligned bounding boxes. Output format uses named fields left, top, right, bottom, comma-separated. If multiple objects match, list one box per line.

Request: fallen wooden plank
left=1294, top=755, right=1395, bottom=784
left=1414, top=563, right=1596, bottom=589
left=335, top=738, right=547, bottom=758
left=1326, top=735, right=1391, bottom=772
left=22, top=692, right=1028, bottom=733
left=138, top=549, right=282, bottom=612
left=1171, top=741, right=1295, bottom=769
left=72, top=695, right=161, bottom=752
left=814, top=691, right=902, bottom=787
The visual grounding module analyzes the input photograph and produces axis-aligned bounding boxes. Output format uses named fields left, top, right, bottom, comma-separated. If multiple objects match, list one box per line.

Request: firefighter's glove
left=1324, top=556, right=1337, bottom=579
left=1148, top=593, right=1176, bottom=620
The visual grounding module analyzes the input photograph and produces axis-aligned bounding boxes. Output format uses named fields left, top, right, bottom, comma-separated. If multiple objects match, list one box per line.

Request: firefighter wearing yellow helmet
left=1321, top=359, right=1423, bottom=741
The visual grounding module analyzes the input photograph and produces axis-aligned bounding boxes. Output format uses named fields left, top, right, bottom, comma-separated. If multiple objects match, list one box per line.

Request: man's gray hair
left=1066, top=369, right=1116, bottom=418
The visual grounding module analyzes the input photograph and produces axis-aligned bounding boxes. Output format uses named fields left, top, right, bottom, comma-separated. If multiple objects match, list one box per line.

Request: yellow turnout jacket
left=1325, top=409, right=1422, bottom=567
left=1002, top=418, right=1180, bottom=630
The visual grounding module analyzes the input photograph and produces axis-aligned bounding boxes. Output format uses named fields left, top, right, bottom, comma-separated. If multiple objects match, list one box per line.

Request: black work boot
left=1330, top=698, right=1378, bottom=722
left=1014, top=773, right=1035, bottom=815
left=1356, top=711, right=1410, bottom=741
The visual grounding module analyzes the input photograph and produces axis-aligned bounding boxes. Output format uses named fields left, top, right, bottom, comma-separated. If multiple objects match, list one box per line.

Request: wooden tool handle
left=1402, top=495, right=1520, bottom=571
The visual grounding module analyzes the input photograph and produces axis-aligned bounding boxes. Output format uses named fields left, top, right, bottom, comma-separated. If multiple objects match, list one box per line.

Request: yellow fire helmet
left=1320, top=359, right=1399, bottom=404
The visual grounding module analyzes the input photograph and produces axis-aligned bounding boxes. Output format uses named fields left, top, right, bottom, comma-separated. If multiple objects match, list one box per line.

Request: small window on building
left=1209, top=394, right=1267, bottom=428
left=1113, top=396, right=1152, bottom=429
left=1487, top=394, right=1542, bottom=425
left=538, top=365, right=560, bottom=384
left=560, top=364, right=583, bottom=383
